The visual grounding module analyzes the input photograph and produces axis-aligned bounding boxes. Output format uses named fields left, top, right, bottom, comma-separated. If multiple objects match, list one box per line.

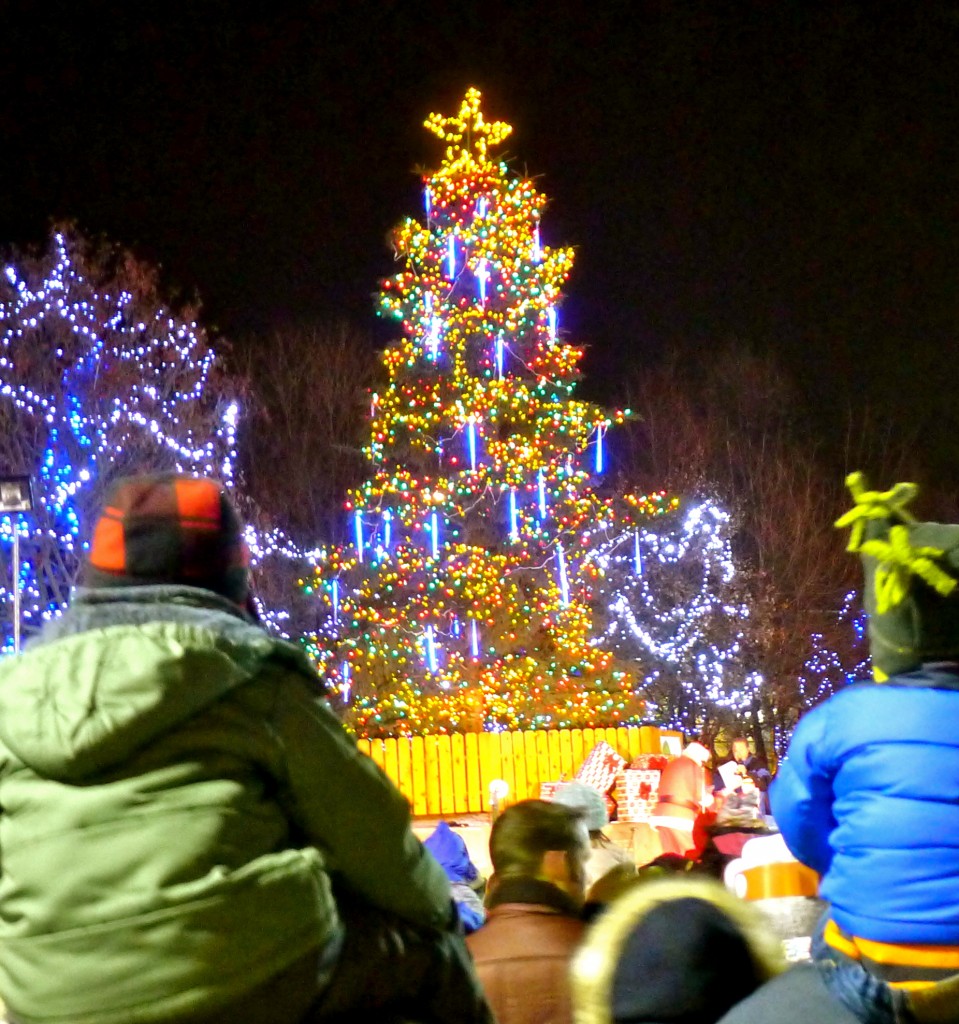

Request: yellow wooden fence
left=357, top=725, right=683, bottom=816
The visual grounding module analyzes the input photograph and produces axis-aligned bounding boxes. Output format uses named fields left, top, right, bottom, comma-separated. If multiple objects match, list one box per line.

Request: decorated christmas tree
left=308, top=89, right=693, bottom=736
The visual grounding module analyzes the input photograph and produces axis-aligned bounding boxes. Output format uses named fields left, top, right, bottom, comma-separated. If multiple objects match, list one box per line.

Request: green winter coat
left=0, top=587, right=452, bottom=1024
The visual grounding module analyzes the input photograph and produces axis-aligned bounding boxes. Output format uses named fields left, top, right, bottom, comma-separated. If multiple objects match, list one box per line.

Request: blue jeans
left=811, top=914, right=915, bottom=1024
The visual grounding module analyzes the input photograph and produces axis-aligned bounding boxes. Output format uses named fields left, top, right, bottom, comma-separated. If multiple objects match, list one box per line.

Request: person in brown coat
left=467, top=799, right=591, bottom=1024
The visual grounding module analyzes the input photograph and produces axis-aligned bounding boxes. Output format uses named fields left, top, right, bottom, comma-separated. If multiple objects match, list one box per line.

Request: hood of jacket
left=0, top=585, right=315, bottom=782
left=571, top=876, right=787, bottom=1024
left=423, top=821, right=480, bottom=884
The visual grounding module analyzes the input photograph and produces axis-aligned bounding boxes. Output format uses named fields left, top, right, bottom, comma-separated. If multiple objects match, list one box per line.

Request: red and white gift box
left=574, top=741, right=627, bottom=794
left=613, top=769, right=663, bottom=823
left=540, top=741, right=627, bottom=815
left=539, top=780, right=570, bottom=801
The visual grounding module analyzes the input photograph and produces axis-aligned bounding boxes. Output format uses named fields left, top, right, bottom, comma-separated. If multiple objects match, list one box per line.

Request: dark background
left=2, top=2, right=958, bottom=469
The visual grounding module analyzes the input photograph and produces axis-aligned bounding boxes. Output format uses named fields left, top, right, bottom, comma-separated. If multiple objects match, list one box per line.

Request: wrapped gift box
left=613, top=768, right=663, bottom=822
left=574, top=741, right=626, bottom=794
left=629, top=753, right=669, bottom=772
left=540, top=741, right=627, bottom=817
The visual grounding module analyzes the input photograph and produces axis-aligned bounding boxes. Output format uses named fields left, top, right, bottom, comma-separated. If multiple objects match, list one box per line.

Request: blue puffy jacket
left=772, top=668, right=959, bottom=944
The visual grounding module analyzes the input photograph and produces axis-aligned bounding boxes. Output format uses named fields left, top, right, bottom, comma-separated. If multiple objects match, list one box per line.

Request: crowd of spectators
left=0, top=470, right=955, bottom=1024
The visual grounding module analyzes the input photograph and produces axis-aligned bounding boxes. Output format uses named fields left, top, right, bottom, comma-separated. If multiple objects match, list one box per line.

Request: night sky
left=2, top=2, right=958, bottom=463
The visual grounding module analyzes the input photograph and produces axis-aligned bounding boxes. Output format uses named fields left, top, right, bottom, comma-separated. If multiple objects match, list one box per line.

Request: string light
left=586, top=500, right=765, bottom=733
left=556, top=544, right=569, bottom=607
left=353, top=510, right=364, bottom=561
left=476, top=257, right=490, bottom=306
left=425, top=623, right=439, bottom=673
left=467, top=417, right=478, bottom=470
left=793, top=589, right=868, bottom=743
left=341, top=661, right=352, bottom=702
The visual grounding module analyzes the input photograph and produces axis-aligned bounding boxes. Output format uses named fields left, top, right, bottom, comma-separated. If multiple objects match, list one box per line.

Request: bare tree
left=613, top=342, right=913, bottom=752
left=234, top=323, right=377, bottom=545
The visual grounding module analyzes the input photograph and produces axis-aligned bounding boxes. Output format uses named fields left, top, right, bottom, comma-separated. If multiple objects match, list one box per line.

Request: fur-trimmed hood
left=571, top=876, right=787, bottom=1024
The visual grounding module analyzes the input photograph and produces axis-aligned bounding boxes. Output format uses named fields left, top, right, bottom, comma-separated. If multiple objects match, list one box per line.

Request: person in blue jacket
left=767, top=473, right=959, bottom=1024
left=424, top=822, right=486, bottom=933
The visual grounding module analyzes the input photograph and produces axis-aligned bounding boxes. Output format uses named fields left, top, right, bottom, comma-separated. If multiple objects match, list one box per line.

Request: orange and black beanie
left=83, top=474, right=250, bottom=606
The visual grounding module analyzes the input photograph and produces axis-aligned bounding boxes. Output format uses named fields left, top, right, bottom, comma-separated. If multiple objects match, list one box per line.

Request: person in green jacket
left=0, top=474, right=492, bottom=1024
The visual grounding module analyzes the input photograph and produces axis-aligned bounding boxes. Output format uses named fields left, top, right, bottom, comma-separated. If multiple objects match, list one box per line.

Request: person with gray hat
left=552, top=781, right=635, bottom=891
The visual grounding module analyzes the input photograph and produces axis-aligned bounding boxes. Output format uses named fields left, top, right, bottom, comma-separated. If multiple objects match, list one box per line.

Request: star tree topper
left=425, top=87, right=513, bottom=176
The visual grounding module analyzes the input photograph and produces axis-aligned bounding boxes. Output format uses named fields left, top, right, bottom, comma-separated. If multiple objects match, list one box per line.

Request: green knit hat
left=836, top=472, right=959, bottom=679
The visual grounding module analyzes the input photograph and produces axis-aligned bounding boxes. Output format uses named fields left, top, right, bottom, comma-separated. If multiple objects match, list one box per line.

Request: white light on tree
left=0, top=229, right=237, bottom=651
left=584, top=500, right=763, bottom=733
